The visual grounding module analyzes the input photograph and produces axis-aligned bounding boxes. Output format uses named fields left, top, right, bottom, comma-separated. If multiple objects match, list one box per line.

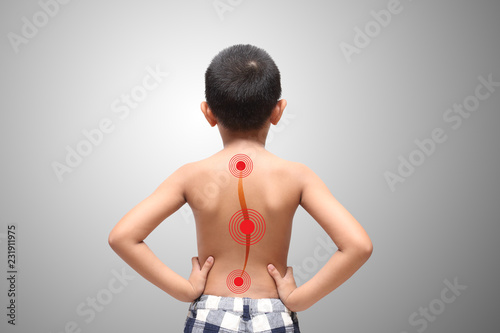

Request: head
left=201, top=44, right=286, bottom=134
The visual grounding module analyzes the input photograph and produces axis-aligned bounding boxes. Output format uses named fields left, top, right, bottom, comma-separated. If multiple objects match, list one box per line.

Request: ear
left=201, top=102, right=217, bottom=127
left=270, top=99, right=287, bottom=125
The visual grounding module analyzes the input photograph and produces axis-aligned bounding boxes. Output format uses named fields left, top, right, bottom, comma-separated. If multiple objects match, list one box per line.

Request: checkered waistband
left=190, top=295, right=292, bottom=315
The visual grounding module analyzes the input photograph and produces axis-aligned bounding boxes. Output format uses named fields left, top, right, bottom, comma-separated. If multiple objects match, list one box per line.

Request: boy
left=108, top=44, right=373, bottom=332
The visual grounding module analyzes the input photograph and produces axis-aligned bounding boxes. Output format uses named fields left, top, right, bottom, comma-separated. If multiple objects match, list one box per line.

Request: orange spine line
left=238, top=172, right=251, bottom=275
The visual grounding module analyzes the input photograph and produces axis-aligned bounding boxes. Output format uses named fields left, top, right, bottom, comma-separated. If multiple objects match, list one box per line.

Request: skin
left=108, top=99, right=373, bottom=311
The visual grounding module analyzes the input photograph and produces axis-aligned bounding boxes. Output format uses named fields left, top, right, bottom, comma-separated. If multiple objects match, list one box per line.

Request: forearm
left=290, top=247, right=372, bottom=311
left=109, top=239, right=195, bottom=302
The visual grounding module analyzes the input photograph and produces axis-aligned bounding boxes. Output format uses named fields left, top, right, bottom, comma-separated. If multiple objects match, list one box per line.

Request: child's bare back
left=183, top=146, right=303, bottom=299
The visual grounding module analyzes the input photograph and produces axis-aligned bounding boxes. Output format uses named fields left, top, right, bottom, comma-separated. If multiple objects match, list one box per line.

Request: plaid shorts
left=184, top=295, right=300, bottom=333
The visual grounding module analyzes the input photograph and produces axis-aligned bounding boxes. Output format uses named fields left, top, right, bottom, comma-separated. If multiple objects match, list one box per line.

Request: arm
left=108, top=165, right=214, bottom=302
left=268, top=163, right=373, bottom=312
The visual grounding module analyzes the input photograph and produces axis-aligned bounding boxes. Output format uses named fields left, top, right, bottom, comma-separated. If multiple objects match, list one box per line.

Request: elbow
left=108, top=228, right=141, bottom=250
left=344, top=238, right=373, bottom=261
left=358, top=239, right=373, bottom=260
left=363, top=241, right=373, bottom=259
left=108, top=231, right=118, bottom=249
left=108, top=229, right=125, bottom=250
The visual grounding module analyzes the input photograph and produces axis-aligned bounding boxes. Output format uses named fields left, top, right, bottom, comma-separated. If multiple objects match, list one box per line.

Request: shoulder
left=266, top=156, right=316, bottom=188
left=272, top=156, right=314, bottom=178
left=175, top=154, right=215, bottom=173
left=171, top=156, right=219, bottom=183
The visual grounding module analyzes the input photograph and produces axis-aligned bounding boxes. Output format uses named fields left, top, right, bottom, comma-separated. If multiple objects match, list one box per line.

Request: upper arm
left=109, top=164, right=189, bottom=244
left=298, top=163, right=372, bottom=253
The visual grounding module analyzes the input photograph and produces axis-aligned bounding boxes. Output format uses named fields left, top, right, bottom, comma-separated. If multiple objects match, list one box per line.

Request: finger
left=191, top=257, right=201, bottom=271
left=199, top=256, right=214, bottom=275
left=284, top=267, right=297, bottom=286
left=284, top=266, right=294, bottom=278
left=267, top=264, right=283, bottom=283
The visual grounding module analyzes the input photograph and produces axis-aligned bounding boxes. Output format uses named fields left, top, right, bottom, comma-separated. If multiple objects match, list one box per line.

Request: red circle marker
left=236, top=161, right=246, bottom=171
left=234, top=277, right=244, bottom=286
left=229, top=154, right=253, bottom=178
left=240, top=219, right=255, bottom=235
left=229, top=209, right=266, bottom=245
left=226, top=270, right=251, bottom=294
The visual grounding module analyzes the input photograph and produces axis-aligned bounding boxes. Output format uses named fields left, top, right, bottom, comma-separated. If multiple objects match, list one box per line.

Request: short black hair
left=205, top=44, right=281, bottom=132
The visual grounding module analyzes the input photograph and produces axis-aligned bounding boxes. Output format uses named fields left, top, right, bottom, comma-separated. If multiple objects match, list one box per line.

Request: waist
left=189, top=294, right=291, bottom=314
left=202, top=261, right=283, bottom=299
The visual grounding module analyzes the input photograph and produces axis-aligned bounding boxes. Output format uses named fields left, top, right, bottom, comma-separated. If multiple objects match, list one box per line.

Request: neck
left=218, top=124, right=270, bottom=150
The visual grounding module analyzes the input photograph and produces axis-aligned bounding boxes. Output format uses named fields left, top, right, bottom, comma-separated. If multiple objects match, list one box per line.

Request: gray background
left=1, top=0, right=499, bottom=332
